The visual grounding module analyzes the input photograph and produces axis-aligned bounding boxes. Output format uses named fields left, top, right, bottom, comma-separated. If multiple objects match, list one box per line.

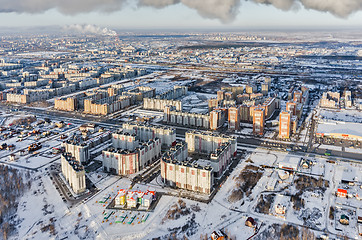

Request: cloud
left=0, top=0, right=127, bottom=15
left=299, top=0, right=362, bottom=18
left=251, top=0, right=362, bottom=18
left=138, top=0, right=241, bottom=22
left=0, top=0, right=361, bottom=23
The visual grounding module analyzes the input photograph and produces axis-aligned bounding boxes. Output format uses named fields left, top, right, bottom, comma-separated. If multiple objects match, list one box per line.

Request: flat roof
left=317, top=121, right=362, bottom=139
left=319, top=109, right=362, bottom=123
left=278, top=156, right=300, bottom=170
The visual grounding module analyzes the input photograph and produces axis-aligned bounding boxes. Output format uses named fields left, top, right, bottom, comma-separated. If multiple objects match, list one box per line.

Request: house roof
left=337, top=188, right=347, bottom=194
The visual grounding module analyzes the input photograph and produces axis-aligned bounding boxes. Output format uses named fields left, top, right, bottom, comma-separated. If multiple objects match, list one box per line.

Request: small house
left=357, top=209, right=362, bottom=224
left=336, top=188, right=347, bottom=198
left=245, top=217, right=256, bottom=228
left=275, top=203, right=286, bottom=215
left=339, top=214, right=349, bottom=225
left=301, top=158, right=313, bottom=169
left=8, top=154, right=18, bottom=161
left=115, top=189, right=127, bottom=206
left=142, top=194, right=153, bottom=209
left=211, top=230, right=225, bottom=240
left=126, top=192, right=138, bottom=208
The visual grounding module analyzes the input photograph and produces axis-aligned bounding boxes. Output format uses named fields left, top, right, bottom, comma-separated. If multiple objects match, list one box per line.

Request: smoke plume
left=0, top=0, right=361, bottom=23
left=63, top=24, right=117, bottom=36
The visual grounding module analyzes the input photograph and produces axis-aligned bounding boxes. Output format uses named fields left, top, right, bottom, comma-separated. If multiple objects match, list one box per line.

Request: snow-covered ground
left=5, top=132, right=362, bottom=239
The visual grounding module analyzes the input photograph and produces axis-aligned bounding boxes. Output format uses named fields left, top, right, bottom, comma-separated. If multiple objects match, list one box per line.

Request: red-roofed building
left=337, top=188, right=347, bottom=198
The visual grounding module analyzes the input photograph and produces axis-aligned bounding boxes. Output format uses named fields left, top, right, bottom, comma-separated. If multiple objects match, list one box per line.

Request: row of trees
left=0, top=165, right=31, bottom=240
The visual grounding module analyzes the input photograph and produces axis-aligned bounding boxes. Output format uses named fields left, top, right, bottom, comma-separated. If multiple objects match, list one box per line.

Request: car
left=324, top=150, right=332, bottom=156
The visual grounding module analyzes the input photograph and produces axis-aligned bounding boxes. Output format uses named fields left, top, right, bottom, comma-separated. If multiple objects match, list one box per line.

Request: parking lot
left=315, top=137, right=361, bottom=149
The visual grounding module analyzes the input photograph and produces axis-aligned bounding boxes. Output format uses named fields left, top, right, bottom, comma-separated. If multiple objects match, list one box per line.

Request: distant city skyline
left=0, top=1, right=362, bottom=30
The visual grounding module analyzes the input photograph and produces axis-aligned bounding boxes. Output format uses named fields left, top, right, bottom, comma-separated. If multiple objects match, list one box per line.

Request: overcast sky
left=1, top=1, right=362, bottom=29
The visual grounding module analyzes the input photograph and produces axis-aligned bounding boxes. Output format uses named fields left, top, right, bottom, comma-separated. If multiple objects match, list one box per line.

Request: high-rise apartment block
left=217, top=90, right=225, bottom=101
left=160, top=141, right=213, bottom=194
left=279, top=111, right=292, bottom=139
left=122, top=122, right=176, bottom=147
left=228, top=106, right=240, bottom=131
left=286, top=101, right=297, bottom=116
left=210, top=109, right=226, bottom=130
left=293, top=91, right=303, bottom=103
left=103, top=138, right=161, bottom=175
left=61, top=153, right=86, bottom=194
left=320, top=91, right=340, bottom=109
left=261, top=82, right=269, bottom=95
left=245, top=84, right=257, bottom=94
left=253, top=107, right=265, bottom=135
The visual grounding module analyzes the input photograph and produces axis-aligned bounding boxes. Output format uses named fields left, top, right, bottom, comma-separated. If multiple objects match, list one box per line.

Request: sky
left=0, top=1, right=362, bottom=30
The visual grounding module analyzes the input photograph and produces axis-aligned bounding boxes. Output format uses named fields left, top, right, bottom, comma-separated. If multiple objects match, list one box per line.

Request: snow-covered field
left=9, top=145, right=361, bottom=239
left=3, top=113, right=362, bottom=239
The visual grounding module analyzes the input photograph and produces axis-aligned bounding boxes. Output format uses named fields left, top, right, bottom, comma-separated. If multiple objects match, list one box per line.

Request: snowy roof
left=319, top=109, right=362, bottom=123
left=317, top=121, right=362, bottom=139
left=278, top=156, right=300, bottom=170
left=342, top=168, right=360, bottom=182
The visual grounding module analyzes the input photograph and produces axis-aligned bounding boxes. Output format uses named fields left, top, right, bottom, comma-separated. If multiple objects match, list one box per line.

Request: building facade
left=228, top=106, right=240, bottom=131
left=320, top=91, right=340, bottom=109
left=143, top=98, right=182, bottom=111
left=62, top=141, right=90, bottom=164
left=253, top=107, right=265, bottom=135
left=164, top=106, right=210, bottom=129
left=279, top=111, right=292, bottom=139
left=103, top=138, right=161, bottom=175
left=160, top=141, right=213, bottom=194
left=122, top=122, right=176, bottom=147
left=210, top=109, right=226, bottom=130
left=185, top=130, right=237, bottom=158
left=61, top=153, right=86, bottom=194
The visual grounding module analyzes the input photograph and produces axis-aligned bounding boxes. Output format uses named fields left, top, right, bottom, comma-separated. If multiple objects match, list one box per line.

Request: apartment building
left=122, top=122, right=176, bottom=147
left=103, top=138, right=161, bottom=175
left=185, top=130, right=237, bottom=158
left=320, top=91, right=340, bottom=109
left=164, top=106, right=210, bottom=129
left=253, top=107, right=265, bottom=135
left=160, top=141, right=213, bottom=194
left=83, top=95, right=132, bottom=115
left=61, top=153, right=86, bottom=194
left=279, top=111, right=292, bottom=139
left=228, top=106, right=240, bottom=131
left=210, top=109, right=226, bottom=130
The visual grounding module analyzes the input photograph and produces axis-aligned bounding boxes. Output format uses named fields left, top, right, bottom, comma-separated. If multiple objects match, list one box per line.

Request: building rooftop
left=317, top=121, right=362, bottom=140
left=62, top=153, right=84, bottom=172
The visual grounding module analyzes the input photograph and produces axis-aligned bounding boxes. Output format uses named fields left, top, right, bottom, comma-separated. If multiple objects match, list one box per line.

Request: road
left=1, top=104, right=361, bottom=164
